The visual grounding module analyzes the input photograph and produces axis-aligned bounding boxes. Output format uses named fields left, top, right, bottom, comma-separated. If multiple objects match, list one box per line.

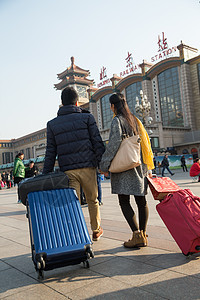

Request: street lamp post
left=135, top=90, right=153, bottom=131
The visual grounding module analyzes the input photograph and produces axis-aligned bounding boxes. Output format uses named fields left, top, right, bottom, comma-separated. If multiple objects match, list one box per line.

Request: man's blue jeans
left=97, top=172, right=102, bottom=204
left=162, top=166, right=173, bottom=176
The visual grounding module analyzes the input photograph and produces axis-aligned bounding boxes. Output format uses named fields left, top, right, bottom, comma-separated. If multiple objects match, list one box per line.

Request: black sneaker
left=171, top=173, right=175, bottom=176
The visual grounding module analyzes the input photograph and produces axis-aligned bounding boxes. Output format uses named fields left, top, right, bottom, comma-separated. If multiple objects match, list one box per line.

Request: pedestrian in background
left=97, top=170, right=103, bottom=206
left=6, top=172, right=12, bottom=188
left=10, top=169, right=14, bottom=187
left=157, top=161, right=162, bottom=175
left=161, top=154, right=174, bottom=177
left=181, top=155, right=188, bottom=172
left=25, top=160, right=37, bottom=178
left=190, top=158, right=200, bottom=182
left=0, top=173, right=2, bottom=189
left=13, top=152, right=25, bottom=203
left=153, top=157, right=157, bottom=174
left=1, top=171, right=7, bottom=186
left=43, top=87, right=105, bottom=241
left=100, top=93, right=154, bottom=249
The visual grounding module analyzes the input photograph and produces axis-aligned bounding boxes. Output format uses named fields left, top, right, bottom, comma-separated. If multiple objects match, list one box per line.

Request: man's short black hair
left=61, top=87, right=78, bottom=106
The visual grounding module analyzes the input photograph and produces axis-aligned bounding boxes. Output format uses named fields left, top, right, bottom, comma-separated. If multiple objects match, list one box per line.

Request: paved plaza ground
left=0, top=170, right=200, bottom=299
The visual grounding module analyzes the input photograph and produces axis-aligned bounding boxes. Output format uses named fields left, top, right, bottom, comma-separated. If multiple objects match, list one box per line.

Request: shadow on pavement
left=0, top=210, right=26, bottom=217
left=0, top=191, right=17, bottom=196
left=86, top=274, right=200, bottom=299
left=1, top=248, right=200, bottom=298
left=177, top=182, right=200, bottom=186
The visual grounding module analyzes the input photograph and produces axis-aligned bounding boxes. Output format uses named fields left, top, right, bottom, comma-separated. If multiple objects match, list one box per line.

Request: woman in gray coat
left=100, top=93, right=153, bottom=248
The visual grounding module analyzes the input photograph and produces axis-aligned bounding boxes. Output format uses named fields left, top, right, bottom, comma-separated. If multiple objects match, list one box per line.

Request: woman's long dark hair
left=109, top=93, right=138, bottom=135
left=15, top=152, right=24, bottom=159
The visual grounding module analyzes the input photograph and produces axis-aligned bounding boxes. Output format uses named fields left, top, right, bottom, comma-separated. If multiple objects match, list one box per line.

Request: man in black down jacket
left=43, top=87, right=105, bottom=241
left=161, top=154, right=175, bottom=177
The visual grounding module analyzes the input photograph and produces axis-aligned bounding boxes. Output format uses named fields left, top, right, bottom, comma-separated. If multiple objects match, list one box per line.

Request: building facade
left=88, top=42, right=200, bottom=158
left=1, top=43, right=200, bottom=168
left=0, top=129, right=47, bottom=166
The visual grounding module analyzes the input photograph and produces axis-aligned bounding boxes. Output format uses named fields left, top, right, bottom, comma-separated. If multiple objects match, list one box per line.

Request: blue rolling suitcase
left=26, top=188, right=94, bottom=279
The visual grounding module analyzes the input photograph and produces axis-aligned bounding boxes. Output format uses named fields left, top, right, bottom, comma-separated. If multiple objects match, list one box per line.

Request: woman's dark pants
left=118, top=194, right=149, bottom=232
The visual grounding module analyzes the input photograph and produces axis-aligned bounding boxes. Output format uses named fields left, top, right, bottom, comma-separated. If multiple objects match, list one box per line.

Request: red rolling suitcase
left=156, top=189, right=200, bottom=256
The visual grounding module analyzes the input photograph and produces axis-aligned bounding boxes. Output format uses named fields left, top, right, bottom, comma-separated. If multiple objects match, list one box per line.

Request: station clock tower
left=54, top=57, right=94, bottom=106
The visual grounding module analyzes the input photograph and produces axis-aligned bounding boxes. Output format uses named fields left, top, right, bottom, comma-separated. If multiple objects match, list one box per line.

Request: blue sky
left=0, top=0, right=199, bottom=139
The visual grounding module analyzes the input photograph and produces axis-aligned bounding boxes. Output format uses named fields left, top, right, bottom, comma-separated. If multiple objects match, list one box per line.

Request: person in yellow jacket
left=100, top=93, right=154, bottom=248
left=13, top=152, right=25, bottom=203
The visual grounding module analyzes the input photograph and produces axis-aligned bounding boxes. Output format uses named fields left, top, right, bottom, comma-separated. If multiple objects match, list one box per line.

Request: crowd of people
left=1, top=86, right=200, bottom=249
left=0, top=158, right=38, bottom=202
left=0, top=170, right=13, bottom=189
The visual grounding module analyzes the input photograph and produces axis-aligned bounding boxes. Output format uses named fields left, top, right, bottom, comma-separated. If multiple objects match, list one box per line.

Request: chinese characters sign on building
left=151, top=32, right=177, bottom=63
left=125, top=52, right=133, bottom=68
left=99, top=66, right=107, bottom=81
left=120, top=52, right=140, bottom=77
left=158, top=32, right=168, bottom=52
left=97, top=66, right=110, bottom=88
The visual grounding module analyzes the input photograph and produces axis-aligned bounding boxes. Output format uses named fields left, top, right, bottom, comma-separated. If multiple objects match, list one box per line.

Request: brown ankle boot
left=124, top=231, right=146, bottom=248
left=140, top=230, right=148, bottom=247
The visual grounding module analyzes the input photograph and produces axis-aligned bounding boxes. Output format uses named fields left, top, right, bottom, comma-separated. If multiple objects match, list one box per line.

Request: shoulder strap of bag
left=117, top=116, right=133, bottom=139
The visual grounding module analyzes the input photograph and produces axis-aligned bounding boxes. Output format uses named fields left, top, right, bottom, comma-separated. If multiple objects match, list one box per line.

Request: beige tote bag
left=109, top=134, right=141, bottom=173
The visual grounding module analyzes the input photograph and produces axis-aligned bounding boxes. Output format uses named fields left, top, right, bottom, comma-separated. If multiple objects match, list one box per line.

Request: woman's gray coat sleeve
left=99, top=117, right=122, bottom=172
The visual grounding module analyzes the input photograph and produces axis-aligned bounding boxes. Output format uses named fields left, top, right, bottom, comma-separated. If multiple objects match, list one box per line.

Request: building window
left=40, top=133, right=45, bottom=138
left=2, top=152, right=12, bottom=164
left=100, top=94, right=113, bottom=130
left=158, top=67, right=183, bottom=127
left=125, top=81, right=142, bottom=114
left=32, top=135, right=37, bottom=141
left=151, top=137, right=159, bottom=149
left=26, top=148, right=31, bottom=159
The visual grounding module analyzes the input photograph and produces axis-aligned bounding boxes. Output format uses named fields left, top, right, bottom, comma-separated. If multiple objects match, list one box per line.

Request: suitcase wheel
left=85, top=245, right=94, bottom=259
left=83, top=260, right=90, bottom=268
left=40, top=257, right=45, bottom=269
left=36, top=256, right=45, bottom=270
left=184, top=246, right=200, bottom=257
left=37, top=269, right=44, bottom=280
left=183, top=252, right=193, bottom=257
left=36, top=261, right=41, bottom=270
left=90, top=250, right=94, bottom=258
